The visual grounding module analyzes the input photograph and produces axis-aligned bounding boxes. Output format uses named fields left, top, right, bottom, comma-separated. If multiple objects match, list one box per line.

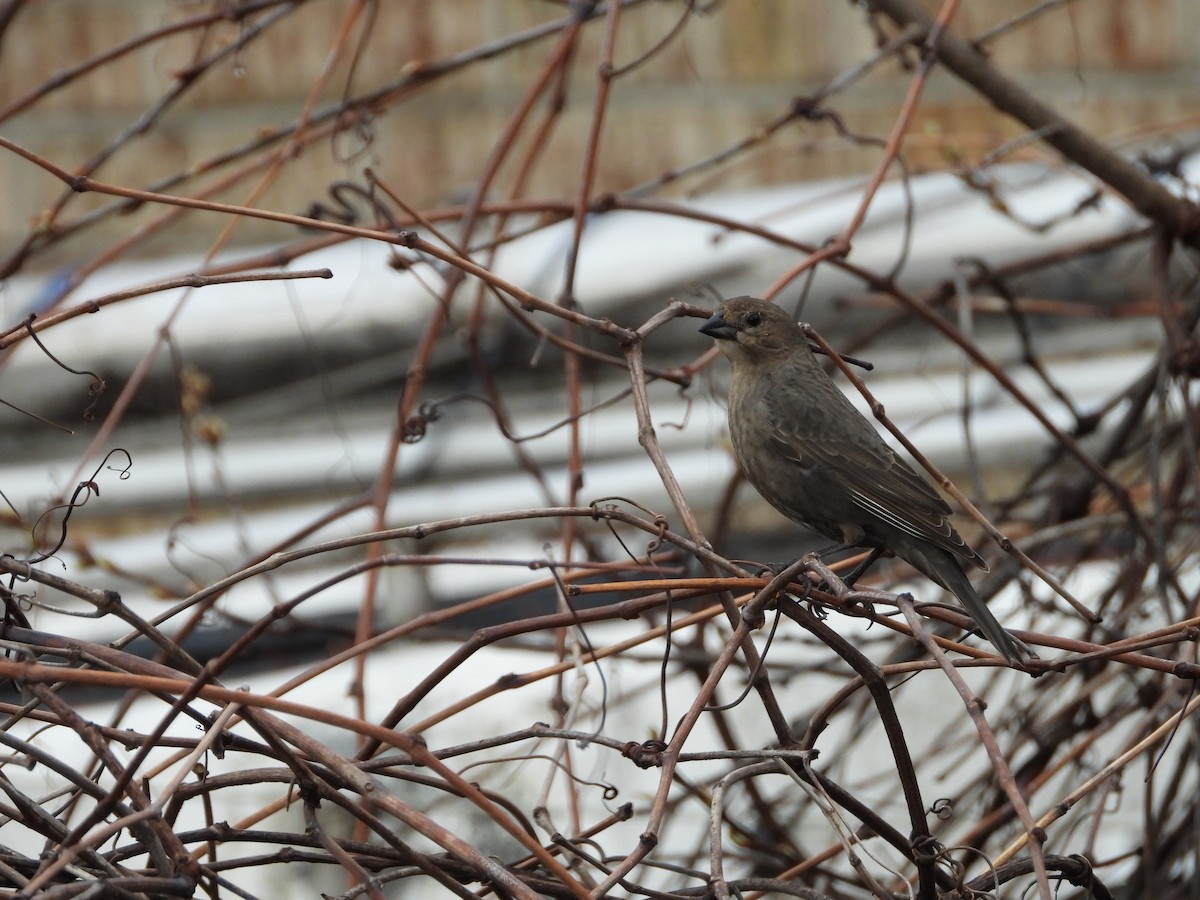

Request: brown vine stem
left=869, top=0, right=1200, bottom=242
left=0, top=269, right=332, bottom=349
left=0, top=136, right=636, bottom=341
left=251, top=710, right=552, bottom=900
left=839, top=0, right=962, bottom=246
left=0, top=658, right=589, bottom=899
left=0, top=2, right=627, bottom=278
left=0, top=4, right=300, bottom=283
left=546, top=1, right=622, bottom=833
left=623, top=321, right=794, bottom=732
left=590, top=571, right=777, bottom=895
left=897, top=596, right=1051, bottom=900
left=0, top=1, right=294, bottom=124
left=0, top=660, right=421, bottom=754
left=994, top=689, right=1200, bottom=867
left=349, top=14, right=595, bottom=770
left=777, top=576, right=938, bottom=900
left=763, top=0, right=965, bottom=299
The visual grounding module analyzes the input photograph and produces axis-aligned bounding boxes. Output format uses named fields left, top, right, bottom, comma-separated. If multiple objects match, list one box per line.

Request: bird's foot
left=806, top=593, right=831, bottom=620
left=844, top=593, right=879, bottom=618
left=743, top=559, right=816, bottom=609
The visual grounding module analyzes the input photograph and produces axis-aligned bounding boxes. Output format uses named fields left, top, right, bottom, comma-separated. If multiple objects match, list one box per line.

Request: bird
left=700, top=295, right=1030, bottom=665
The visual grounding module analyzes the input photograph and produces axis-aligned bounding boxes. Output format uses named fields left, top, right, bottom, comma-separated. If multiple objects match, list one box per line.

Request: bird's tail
left=905, top=545, right=1033, bottom=666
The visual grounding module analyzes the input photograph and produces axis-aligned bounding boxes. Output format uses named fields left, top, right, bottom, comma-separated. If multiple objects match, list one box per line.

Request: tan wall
left=1, top=1, right=1197, bottom=267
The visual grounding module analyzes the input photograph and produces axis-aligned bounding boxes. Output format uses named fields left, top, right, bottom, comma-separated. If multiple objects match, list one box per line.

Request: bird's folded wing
left=769, top=421, right=987, bottom=570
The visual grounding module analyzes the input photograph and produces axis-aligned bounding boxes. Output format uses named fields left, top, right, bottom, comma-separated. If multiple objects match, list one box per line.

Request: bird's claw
left=807, top=595, right=831, bottom=619
left=843, top=593, right=879, bottom=623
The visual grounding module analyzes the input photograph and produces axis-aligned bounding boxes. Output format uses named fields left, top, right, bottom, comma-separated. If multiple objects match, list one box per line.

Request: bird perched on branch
left=701, top=295, right=1030, bottom=665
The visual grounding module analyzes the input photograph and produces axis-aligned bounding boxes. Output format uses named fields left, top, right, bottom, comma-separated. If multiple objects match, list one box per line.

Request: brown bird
left=701, top=296, right=1029, bottom=665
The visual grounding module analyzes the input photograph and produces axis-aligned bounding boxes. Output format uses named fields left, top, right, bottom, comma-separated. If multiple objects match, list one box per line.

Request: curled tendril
left=621, top=739, right=668, bottom=769
left=911, top=833, right=948, bottom=867
left=646, top=515, right=669, bottom=554
left=303, top=180, right=401, bottom=231
left=589, top=497, right=678, bottom=565
left=402, top=391, right=632, bottom=448
left=930, top=797, right=954, bottom=821
left=27, top=449, right=132, bottom=564
left=24, top=314, right=108, bottom=422
left=458, top=753, right=619, bottom=802
left=589, top=495, right=665, bottom=521
left=105, top=448, right=133, bottom=480
left=0, top=581, right=33, bottom=629
left=401, top=400, right=443, bottom=444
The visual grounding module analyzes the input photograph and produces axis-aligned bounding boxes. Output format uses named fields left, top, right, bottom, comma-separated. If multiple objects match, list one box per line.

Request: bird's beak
left=700, top=312, right=738, bottom=341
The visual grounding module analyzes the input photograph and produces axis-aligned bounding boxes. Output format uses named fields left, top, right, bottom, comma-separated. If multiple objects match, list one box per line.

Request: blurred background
left=1, top=2, right=1199, bottom=898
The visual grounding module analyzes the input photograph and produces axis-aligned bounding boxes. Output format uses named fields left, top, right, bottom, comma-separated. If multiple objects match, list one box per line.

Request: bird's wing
left=768, top=415, right=987, bottom=570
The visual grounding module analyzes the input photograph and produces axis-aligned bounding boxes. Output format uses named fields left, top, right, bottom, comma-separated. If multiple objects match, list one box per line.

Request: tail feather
left=896, top=541, right=1033, bottom=665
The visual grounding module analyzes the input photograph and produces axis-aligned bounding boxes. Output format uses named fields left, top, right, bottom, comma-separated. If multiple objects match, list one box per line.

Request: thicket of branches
left=1, top=2, right=1198, bottom=899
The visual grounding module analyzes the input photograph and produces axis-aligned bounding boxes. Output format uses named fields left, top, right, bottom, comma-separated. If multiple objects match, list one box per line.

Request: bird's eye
left=745, top=312, right=762, bottom=327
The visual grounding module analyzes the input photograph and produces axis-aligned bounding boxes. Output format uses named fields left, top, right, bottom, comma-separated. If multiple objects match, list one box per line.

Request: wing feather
left=767, top=410, right=986, bottom=570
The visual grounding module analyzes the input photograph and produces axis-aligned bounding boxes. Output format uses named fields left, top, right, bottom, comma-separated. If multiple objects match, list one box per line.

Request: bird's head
left=700, top=296, right=806, bottom=363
